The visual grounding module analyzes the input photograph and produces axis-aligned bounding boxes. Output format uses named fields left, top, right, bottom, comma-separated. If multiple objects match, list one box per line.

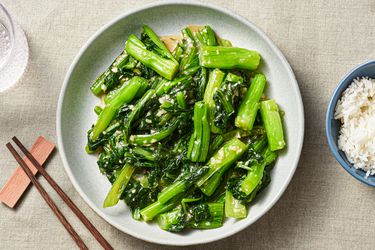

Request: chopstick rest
left=0, top=136, right=55, bottom=208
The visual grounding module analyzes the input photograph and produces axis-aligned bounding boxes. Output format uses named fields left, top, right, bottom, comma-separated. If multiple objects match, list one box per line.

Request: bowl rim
left=56, top=0, right=304, bottom=245
left=326, top=59, right=375, bottom=187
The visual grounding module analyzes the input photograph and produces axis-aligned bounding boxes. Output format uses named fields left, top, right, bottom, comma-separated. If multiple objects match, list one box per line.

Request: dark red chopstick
left=6, top=142, right=88, bottom=250
left=8, top=137, right=113, bottom=250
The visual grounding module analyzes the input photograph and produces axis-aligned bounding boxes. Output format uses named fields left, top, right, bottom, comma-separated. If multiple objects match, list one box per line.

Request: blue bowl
left=326, top=60, right=375, bottom=187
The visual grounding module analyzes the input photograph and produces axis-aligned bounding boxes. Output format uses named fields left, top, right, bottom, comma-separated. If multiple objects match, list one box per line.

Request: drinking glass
left=0, top=3, right=28, bottom=92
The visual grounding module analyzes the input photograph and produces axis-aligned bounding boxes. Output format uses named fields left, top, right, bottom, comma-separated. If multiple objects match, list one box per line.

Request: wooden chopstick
left=11, top=137, right=113, bottom=250
left=6, top=143, right=88, bottom=250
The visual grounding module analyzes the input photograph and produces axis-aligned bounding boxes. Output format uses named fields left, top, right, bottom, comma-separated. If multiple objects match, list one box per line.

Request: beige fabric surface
left=1, top=0, right=375, bottom=249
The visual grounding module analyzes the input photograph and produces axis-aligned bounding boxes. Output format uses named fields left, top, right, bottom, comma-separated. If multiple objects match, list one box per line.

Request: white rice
left=334, top=77, right=375, bottom=177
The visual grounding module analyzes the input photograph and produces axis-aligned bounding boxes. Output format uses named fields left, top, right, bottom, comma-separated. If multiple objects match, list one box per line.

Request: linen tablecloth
left=1, top=0, right=375, bottom=249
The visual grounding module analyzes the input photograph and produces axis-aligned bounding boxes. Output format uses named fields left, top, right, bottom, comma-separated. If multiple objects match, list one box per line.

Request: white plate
left=57, top=1, right=304, bottom=245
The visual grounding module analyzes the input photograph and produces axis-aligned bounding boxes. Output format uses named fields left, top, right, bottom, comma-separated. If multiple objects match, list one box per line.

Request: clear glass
left=0, top=3, right=28, bottom=92
left=0, top=3, right=14, bottom=70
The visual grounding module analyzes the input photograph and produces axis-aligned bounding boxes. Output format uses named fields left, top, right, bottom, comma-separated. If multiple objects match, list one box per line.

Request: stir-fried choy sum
left=86, top=25, right=286, bottom=232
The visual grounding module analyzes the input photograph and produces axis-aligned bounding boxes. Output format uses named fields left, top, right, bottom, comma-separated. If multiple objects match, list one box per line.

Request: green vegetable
left=179, top=28, right=200, bottom=76
left=124, top=89, right=156, bottom=141
left=157, top=201, right=224, bottom=231
left=241, top=146, right=277, bottom=195
left=193, top=25, right=217, bottom=46
left=129, top=119, right=179, bottom=145
left=94, top=106, right=103, bottom=115
left=225, top=190, right=246, bottom=218
left=125, top=34, right=179, bottom=80
left=141, top=25, right=176, bottom=61
left=194, top=67, right=208, bottom=101
left=197, top=138, right=247, bottom=196
left=140, top=195, right=182, bottom=221
left=123, top=181, right=158, bottom=215
left=132, top=147, right=155, bottom=161
left=217, top=37, right=232, bottom=47
left=90, top=51, right=129, bottom=96
left=208, top=134, right=224, bottom=157
left=156, top=75, right=192, bottom=96
left=213, top=89, right=235, bottom=130
left=235, top=73, right=266, bottom=131
left=157, top=206, right=186, bottom=232
left=176, top=91, right=187, bottom=109
left=187, top=101, right=211, bottom=162
left=181, top=196, right=202, bottom=213
left=157, top=166, right=208, bottom=204
left=104, top=79, right=147, bottom=104
left=103, top=164, right=135, bottom=208
left=204, top=69, right=225, bottom=133
left=236, top=135, right=267, bottom=171
left=199, top=46, right=260, bottom=70
left=90, top=76, right=148, bottom=141
left=190, top=203, right=224, bottom=229
left=260, top=99, right=286, bottom=151
left=172, top=44, right=184, bottom=62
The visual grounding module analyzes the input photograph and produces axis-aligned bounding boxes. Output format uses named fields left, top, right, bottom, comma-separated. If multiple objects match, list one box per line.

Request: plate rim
left=56, top=0, right=305, bottom=245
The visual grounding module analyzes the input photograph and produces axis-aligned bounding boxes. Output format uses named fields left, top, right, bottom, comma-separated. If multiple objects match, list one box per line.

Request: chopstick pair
left=6, top=137, right=113, bottom=250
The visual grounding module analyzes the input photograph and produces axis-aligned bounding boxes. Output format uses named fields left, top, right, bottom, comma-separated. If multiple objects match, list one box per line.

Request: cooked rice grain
left=335, top=77, right=375, bottom=177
